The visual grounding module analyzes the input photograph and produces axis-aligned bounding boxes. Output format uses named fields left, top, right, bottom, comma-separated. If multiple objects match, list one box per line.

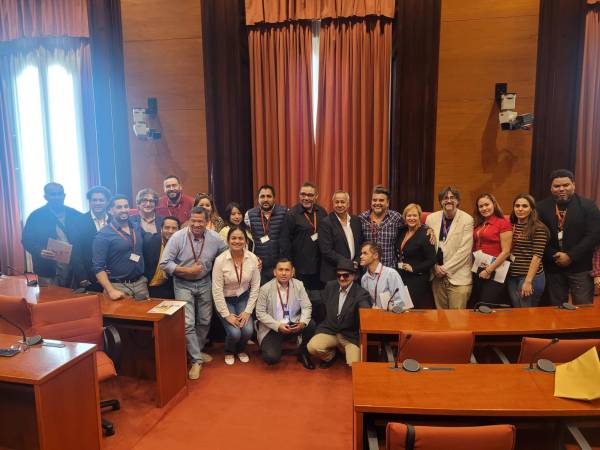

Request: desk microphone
left=391, top=333, right=412, bottom=370
left=526, top=338, right=559, bottom=373
left=0, top=314, right=42, bottom=347
left=386, top=288, right=400, bottom=312
left=473, top=302, right=512, bottom=314
left=7, top=265, right=38, bottom=287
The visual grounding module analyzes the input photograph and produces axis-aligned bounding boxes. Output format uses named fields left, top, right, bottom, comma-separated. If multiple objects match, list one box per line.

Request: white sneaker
left=188, top=362, right=201, bottom=380
left=200, top=352, right=213, bottom=363
left=237, top=352, right=250, bottom=363
left=225, top=354, right=235, bottom=365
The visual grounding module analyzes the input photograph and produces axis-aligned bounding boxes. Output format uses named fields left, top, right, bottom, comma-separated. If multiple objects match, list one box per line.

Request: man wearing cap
left=306, top=259, right=371, bottom=367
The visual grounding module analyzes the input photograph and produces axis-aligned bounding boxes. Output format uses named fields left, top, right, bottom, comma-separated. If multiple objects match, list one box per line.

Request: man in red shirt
left=156, top=175, right=194, bottom=225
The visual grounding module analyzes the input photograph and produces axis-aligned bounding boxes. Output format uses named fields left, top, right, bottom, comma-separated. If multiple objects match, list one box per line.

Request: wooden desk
left=0, top=276, right=187, bottom=408
left=352, top=362, right=600, bottom=450
left=0, top=334, right=101, bottom=450
left=360, top=306, right=600, bottom=361
left=100, top=296, right=187, bottom=407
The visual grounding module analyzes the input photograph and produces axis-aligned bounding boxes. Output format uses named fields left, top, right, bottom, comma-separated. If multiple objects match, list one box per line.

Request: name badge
left=311, top=233, right=318, bottom=242
left=129, top=253, right=141, bottom=262
left=260, top=235, right=270, bottom=244
left=557, top=231, right=563, bottom=241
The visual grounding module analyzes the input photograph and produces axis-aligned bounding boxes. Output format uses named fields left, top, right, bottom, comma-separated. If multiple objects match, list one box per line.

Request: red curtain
left=575, top=1, right=600, bottom=202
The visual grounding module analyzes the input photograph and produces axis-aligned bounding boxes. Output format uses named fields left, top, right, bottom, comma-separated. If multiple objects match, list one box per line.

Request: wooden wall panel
left=121, top=0, right=208, bottom=199
left=435, top=0, right=539, bottom=213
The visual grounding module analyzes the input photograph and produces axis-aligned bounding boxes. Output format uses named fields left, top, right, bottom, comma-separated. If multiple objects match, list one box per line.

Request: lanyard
left=261, top=211, right=272, bottom=235
left=441, top=217, right=452, bottom=241
left=369, top=212, right=382, bottom=242
left=304, top=210, right=317, bottom=233
left=555, top=204, right=567, bottom=231
left=369, top=268, right=384, bottom=304
left=111, top=224, right=136, bottom=251
left=188, top=231, right=205, bottom=263
left=231, top=251, right=244, bottom=288
left=277, top=283, right=290, bottom=316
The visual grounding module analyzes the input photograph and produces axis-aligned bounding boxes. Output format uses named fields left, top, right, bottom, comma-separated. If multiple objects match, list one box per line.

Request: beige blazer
left=255, top=278, right=312, bottom=345
left=426, top=209, right=474, bottom=286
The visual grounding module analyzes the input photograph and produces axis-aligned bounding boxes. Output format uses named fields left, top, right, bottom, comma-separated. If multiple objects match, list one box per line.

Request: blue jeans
left=507, top=272, right=546, bottom=308
left=174, top=276, right=213, bottom=364
left=219, top=291, right=254, bottom=355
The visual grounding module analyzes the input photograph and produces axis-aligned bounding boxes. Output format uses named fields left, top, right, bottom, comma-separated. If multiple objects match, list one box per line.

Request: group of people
left=20, top=169, right=600, bottom=379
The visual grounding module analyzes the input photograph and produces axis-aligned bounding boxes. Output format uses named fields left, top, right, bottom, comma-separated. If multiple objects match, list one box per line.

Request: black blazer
left=318, top=212, right=363, bottom=282
left=280, top=203, right=328, bottom=275
left=396, top=226, right=436, bottom=275
left=75, top=212, right=106, bottom=282
left=537, top=194, right=600, bottom=273
left=316, top=280, right=371, bottom=345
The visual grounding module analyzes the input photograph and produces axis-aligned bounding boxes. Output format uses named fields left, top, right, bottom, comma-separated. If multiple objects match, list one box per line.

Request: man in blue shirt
left=93, top=195, right=148, bottom=300
left=160, top=206, right=227, bottom=380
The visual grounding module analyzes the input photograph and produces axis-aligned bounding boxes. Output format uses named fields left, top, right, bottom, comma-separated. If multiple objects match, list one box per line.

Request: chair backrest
left=517, top=337, right=600, bottom=364
left=386, top=423, right=516, bottom=450
left=397, top=331, right=474, bottom=364
left=29, top=294, right=104, bottom=349
left=0, top=295, right=32, bottom=334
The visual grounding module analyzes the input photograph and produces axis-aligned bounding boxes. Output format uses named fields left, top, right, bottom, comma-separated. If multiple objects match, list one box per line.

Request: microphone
left=386, top=288, right=400, bottom=312
left=473, top=302, right=512, bottom=314
left=558, top=302, right=578, bottom=310
left=392, top=333, right=412, bottom=370
left=527, top=338, right=559, bottom=373
left=0, top=314, right=42, bottom=347
left=7, top=265, right=38, bottom=287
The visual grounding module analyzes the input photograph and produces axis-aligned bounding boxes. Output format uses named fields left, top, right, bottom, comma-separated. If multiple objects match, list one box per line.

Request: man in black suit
left=143, top=216, right=180, bottom=298
left=537, top=169, right=600, bottom=305
left=76, top=186, right=112, bottom=291
left=306, top=259, right=371, bottom=367
left=318, top=190, right=363, bottom=283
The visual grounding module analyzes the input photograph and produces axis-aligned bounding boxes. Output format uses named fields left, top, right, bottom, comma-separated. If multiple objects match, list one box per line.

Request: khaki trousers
left=307, top=332, right=361, bottom=366
left=432, top=277, right=471, bottom=309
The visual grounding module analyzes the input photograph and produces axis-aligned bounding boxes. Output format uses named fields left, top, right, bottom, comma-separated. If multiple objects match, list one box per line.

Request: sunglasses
left=336, top=272, right=352, bottom=279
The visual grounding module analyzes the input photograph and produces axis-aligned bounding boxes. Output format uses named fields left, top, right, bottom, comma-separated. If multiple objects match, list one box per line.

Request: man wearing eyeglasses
left=280, top=182, right=328, bottom=291
left=306, top=259, right=371, bottom=368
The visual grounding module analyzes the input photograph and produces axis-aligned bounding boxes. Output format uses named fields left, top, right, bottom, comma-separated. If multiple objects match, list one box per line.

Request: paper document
left=147, top=300, right=187, bottom=315
left=554, top=347, right=600, bottom=401
left=471, top=250, right=510, bottom=283
left=47, top=238, right=72, bottom=265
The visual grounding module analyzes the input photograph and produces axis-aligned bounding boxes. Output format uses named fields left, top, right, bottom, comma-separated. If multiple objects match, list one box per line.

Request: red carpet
left=104, top=343, right=353, bottom=450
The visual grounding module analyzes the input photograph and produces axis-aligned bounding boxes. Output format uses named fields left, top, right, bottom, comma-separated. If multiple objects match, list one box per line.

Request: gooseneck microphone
left=7, top=265, right=38, bottom=287
left=0, top=314, right=42, bottom=347
left=528, top=338, right=559, bottom=373
left=386, top=288, right=400, bottom=312
left=473, top=302, right=512, bottom=314
left=393, top=333, right=412, bottom=369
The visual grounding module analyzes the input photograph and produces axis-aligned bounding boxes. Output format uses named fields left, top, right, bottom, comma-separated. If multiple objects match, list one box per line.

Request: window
left=12, top=47, right=87, bottom=219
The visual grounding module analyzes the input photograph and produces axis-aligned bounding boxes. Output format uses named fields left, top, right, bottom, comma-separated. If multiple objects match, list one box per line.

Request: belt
left=109, top=276, right=142, bottom=284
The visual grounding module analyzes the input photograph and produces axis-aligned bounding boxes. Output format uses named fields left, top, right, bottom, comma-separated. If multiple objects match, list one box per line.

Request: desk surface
left=0, top=334, right=95, bottom=384
left=360, top=305, right=600, bottom=336
left=352, top=362, right=600, bottom=417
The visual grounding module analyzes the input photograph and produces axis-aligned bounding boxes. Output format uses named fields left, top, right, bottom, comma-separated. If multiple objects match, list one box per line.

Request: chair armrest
left=491, top=346, right=510, bottom=364
left=103, top=325, right=121, bottom=365
left=566, top=423, right=592, bottom=450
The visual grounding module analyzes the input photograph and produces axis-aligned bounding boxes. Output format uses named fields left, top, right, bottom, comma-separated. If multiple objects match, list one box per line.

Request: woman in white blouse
left=212, top=226, right=261, bottom=365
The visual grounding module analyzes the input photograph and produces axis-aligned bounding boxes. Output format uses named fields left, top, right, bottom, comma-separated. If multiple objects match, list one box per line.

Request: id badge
left=310, top=233, right=318, bottom=241
left=557, top=231, right=563, bottom=241
left=260, top=235, right=270, bottom=244
left=129, top=253, right=141, bottom=262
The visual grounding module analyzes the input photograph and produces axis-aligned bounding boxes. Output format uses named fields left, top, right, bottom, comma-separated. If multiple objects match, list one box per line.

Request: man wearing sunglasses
left=306, top=259, right=371, bottom=368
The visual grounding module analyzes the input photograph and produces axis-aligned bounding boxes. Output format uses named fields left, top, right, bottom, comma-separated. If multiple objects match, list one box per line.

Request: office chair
left=27, top=294, right=122, bottom=436
left=397, top=331, right=475, bottom=364
left=517, top=337, right=600, bottom=364
left=386, top=423, right=516, bottom=450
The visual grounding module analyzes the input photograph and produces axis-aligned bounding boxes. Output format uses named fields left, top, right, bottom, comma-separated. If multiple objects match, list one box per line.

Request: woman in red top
left=470, top=193, right=513, bottom=306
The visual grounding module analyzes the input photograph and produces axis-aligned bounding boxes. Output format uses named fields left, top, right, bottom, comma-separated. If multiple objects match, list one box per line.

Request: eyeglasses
left=336, top=273, right=352, bottom=279
left=140, top=198, right=156, bottom=204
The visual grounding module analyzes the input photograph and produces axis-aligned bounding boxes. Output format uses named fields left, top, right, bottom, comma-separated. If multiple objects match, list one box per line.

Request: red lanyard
left=232, top=252, right=244, bottom=288
left=111, top=224, right=136, bottom=251
left=304, top=210, right=317, bottom=233
left=261, top=212, right=272, bottom=235
left=277, top=283, right=290, bottom=315
left=555, top=204, right=567, bottom=231
left=369, top=268, right=384, bottom=303
left=188, top=231, right=205, bottom=263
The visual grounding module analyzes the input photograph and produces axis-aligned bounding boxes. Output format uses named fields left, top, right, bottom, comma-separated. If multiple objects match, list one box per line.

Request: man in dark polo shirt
left=92, top=194, right=148, bottom=300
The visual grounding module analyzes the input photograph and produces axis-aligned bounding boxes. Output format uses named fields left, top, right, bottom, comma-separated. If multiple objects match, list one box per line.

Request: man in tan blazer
left=256, top=259, right=316, bottom=369
left=425, top=187, right=474, bottom=309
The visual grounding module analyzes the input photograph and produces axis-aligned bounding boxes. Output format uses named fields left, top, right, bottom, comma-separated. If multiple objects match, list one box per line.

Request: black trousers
left=261, top=319, right=316, bottom=365
left=545, top=271, right=594, bottom=305
left=469, top=274, right=507, bottom=308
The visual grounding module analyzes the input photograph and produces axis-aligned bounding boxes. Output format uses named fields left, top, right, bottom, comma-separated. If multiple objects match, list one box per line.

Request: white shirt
left=335, top=213, right=355, bottom=259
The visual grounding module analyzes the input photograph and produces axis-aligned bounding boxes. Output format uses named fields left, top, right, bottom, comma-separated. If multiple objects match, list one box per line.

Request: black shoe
left=297, top=352, right=315, bottom=370
left=319, top=354, right=337, bottom=369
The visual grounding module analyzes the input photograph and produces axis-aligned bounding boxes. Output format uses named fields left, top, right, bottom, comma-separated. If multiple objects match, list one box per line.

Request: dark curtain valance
left=245, top=0, right=395, bottom=25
